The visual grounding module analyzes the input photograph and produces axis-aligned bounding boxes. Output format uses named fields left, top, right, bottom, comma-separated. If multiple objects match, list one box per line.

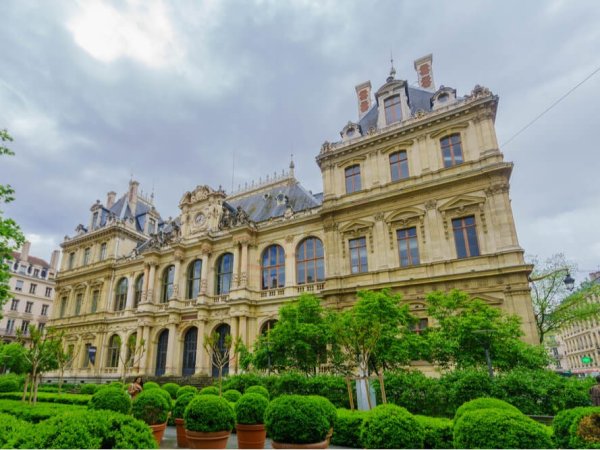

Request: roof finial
left=387, top=50, right=396, bottom=82
left=289, top=153, right=295, bottom=177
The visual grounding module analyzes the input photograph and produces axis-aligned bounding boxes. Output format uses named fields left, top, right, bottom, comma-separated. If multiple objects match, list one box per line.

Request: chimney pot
left=106, top=191, right=117, bottom=209
left=355, top=81, right=372, bottom=119
left=50, top=250, right=60, bottom=272
left=414, top=54, right=435, bottom=90
left=20, top=241, right=31, bottom=262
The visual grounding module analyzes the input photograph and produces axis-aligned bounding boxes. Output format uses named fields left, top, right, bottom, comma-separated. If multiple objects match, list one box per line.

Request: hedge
left=454, top=397, right=521, bottom=422
left=221, top=373, right=265, bottom=393
left=414, top=415, right=453, bottom=449
left=80, top=384, right=99, bottom=395
left=331, top=408, right=368, bottom=448
left=264, top=395, right=330, bottom=445
left=453, top=408, right=553, bottom=449
left=0, top=413, right=31, bottom=448
left=360, top=403, right=424, bottom=449
left=89, top=386, right=131, bottom=414
left=553, top=406, right=600, bottom=448
left=0, top=399, right=88, bottom=423
left=0, top=377, right=20, bottom=393
left=0, top=391, right=92, bottom=405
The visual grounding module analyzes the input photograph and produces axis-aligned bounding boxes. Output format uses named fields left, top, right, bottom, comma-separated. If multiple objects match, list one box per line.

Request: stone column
left=238, top=315, right=248, bottom=347
left=195, top=320, right=207, bottom=374
left=95, top=332, right=108, bottom=376
left=240, top=241, right=249, bottom=287
left=142, top=264, right=150, bottom=302
left=172, top=250, right=184, bottom=299
left=232, top=244, right=241, bottom=288
left=165, top=323, right=177, bottom=375
left=125, top=273, right=135, bottom=309
left=284, top=237, right=295, bottom=286
left=230, top=317, right=239, bottom=373
left=82, top=283, right=91, bottom=315
left=138, top=325, right=151, bottom=376
left=147, top=263, right=157, bottom=303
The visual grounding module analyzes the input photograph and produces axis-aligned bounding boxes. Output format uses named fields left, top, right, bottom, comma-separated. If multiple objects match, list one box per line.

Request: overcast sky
left=1, top=0, right=599, bottom=281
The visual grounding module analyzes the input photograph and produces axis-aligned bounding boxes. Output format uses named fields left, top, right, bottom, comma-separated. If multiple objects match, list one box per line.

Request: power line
left=500, top=65, right=600, bottom=149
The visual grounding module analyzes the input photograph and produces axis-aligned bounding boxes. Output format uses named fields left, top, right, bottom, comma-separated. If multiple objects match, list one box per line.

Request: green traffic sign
left=581, top=356, right=593, bottom=364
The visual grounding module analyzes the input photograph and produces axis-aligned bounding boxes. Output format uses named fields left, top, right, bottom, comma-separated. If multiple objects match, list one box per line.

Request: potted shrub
left=162, top=382, right=180, bottom=399
left=199, top=386, right=220, bottom=396
left=360, top=404, right=425, bottom=449
left=223, top=389, right=242, bottom=403
left=245, top=385, right=270, bottom=400
left=88, top=386, right=131, bottom=414
left=184, top=395, right=235, bottom=449
left=308, top=396, right=336, bottom=444
left=132, top=389, right=171, bottom=445
left=177, top=385, right=198, bottom=398
left=173, top=393, right=196, bottom=448
left=235, top=393, right=269, bottom=449
left=265, top=395, right=330, bottom=449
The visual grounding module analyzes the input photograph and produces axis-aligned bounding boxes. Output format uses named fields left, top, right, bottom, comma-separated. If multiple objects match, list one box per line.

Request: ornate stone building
left=49, top=55, right=538, bottom=381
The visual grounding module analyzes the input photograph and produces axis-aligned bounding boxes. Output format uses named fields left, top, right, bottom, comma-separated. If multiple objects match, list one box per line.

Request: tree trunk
left=58, top=367, right=64, bottom=395
left=33, top=374, right=40, bottom=405
left=218, top=366, right=223, bottom=396
left=22, top=375, right=29, bottom=402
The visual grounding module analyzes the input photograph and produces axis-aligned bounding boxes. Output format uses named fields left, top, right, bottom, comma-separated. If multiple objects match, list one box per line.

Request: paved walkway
left=160, top=426, right=348, bottom=449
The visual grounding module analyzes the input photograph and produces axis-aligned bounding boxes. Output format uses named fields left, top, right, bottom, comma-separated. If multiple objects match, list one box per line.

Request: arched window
left=261, top=245, right=285, bottom=289
left=389, top=151, right=409, bottom=181
left=296, top=237, right=325, bottom=284
left=114, top=278, right=128, bottom=311
left=441, top=134, right=463, bottom=167
left=211, top=324, right=230, bottom=378
left=384, top=95, right=402, bottom=124
left=155, top=329, right=168, bottom=376
left=134, top=274, right=144, bottom=308
left=260, top=319, right=278, bottom=336
left=345, top=165, right=361, bottom=194
left=125, top=333, right=137, bottom=365
left=106, top=334, right=120, bottom=368
left=182, top=327, right=198, bottom=376
left=187, top=259, right=202, bottom=299
left=161, top=265, right=175, bottom=303
left=216, top=253, right=233, bottom=295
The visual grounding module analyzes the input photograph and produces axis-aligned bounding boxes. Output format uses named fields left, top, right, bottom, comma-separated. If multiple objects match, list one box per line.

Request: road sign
left=581, top=356, right=593, bottom=364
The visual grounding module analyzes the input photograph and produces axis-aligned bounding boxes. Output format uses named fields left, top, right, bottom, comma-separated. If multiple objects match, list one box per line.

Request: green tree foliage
left=0, top=129, right=25, bottom=318
left=331, top=289, right=419, bottom=376
left=253, top=294, right=332, bottom=375
left=0, top=342, right=30, bottom=374
left=529, top=254, right=600, bottom=343
left=423, top=290, right=549, bottom=371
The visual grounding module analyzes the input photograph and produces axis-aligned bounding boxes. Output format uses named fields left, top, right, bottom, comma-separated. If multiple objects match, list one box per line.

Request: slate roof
left=227, top=181, right=322, bottom=223
left=96, top=195, right=159, bottom=233
left=11, top=252, right=50, bottom=268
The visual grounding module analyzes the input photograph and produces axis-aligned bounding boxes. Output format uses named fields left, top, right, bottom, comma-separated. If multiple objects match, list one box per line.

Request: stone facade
left=1, top=242, right=58, bottom=342
left=48, top=56, right=538, bottom=381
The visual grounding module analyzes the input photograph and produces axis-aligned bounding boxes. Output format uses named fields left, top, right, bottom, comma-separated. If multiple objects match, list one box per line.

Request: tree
left=529, top=253, right=600, bottom=343
left=115, top=334, right=146, bottom=385
left=54, top=337, right=80, bottom=395
left=0, top=341, right=30, bottom=374
left=203, top=332, right=239, bottom=396
left=0, top=129, right=25, bottom=319
left=423, top=290, right=549, bottom=372
left=17, top=325, right=60, bottom=404
left=252, top=294, right=332, bottom=375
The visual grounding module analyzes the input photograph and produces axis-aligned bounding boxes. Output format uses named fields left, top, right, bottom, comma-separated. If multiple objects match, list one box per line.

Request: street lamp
left=529, top=268, right=575, bottom=291
left=473, top=329, right=496, bottom=378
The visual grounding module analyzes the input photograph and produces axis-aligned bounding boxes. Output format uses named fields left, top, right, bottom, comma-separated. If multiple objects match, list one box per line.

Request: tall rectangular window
left=83, top=343, right=91, bottom=368
left=83, top=248, right=91, bottom=265
left=6, top=319, right=15, bottom=333
left=38, top=322, right=45, bottom=333
left=15, top=280, right=23, bottom=291
left=92, top=212, right=99, bottom=229
left=75, top=294, right=83, bottom=315
left=10, top=299, right=19, bottom=311
left=41, top=304, right=49, bottom=316
left=60, top=297, right=67, bottom=318
left=349, top=237, right=368, bottom=274
left=33, top=269, right=39, bottom=278
left=68, top=252, right=75, bottom=270
left=390, top=151, right=409, bottom=181
left=384, top=95, right=402, bottom=124
left=20, top=320, right=30, bottom=333
left=25, top=301, right=33, bottom=313
left=29, top=283, right=37, bottom=294
left=452, top=216, right=480, bottom=258
left=45, top=287, right=52, bottom=297
left=345, top=165, right=362, bottom=194
left=441, top=134, right=463, bottom=167
left=397, top=227, right=420, bottom=267
left=91, top=290, right=99, bottom=313
left=99, top=243, right=107, bottom=261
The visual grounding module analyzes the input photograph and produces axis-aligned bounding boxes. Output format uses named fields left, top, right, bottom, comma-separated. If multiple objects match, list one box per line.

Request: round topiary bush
left=144, top=381, right=160, bottom=390
left=454, top=397, right=521, bottom=422
left=453, top=408, right=552, bottom=449
left=223, top=389, right=242, bottom=403
left=553, top=406, right=600, bottom=448
left=331, top=408, right=368, bottom=447
left=89, top=384, right=132, bottom=414
left=360, top=403, right=424, bottom=449
left=199, top=386, right=220, bottom=396
left=161, top=382, right=180, bottom=399
left=245, top=385, right=270, bottom=400
left=132, top=389, right=171, bottom=425
left=414, top=415, right=454, bottom=449
left=80, top=384, right=98, bottom=395
left=235, top=393, right=269, bottom=425
left=568, top=410, right=600, bottom=449
left=265, top=395, right=330, bottom=445
left=184, top=395, right=235, bottom=432
left=308, top=395, right=337, bottom=429
left=0, top=376, right=20, bottom=393
left=173, top=392, right=196, bottom=419
left=152, top=387, right=173, bottom=410
left=176, top=385, right=198, bottom=398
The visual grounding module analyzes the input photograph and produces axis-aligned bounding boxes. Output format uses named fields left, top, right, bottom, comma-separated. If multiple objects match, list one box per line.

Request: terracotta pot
left=175, top=418, right=188, bottom=448
left=185, top=429, right=231, bottom=449
left=236, top=423, right=267, bottom=449
left=271, top=439, right=328, bottom=449
left=149, top=422, right=167, bottom=445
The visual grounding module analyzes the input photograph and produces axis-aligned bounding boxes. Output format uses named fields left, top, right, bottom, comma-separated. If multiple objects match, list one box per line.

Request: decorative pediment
left=336, top=155, right=367, bottom=169
left=429, top=122, right=469, bottom=139
left=339, top=220, right=374, bottom=256
left=385, top=208, right=426, bottom=248
left=438, top=195, right=486, bottom=213
left=407, top=301, right=427, bottom=311
left=438, top=194, right=488, bottom=239
left=472, top=294, right=503, bottom=306
left=381, top=140, right=414, bottom=154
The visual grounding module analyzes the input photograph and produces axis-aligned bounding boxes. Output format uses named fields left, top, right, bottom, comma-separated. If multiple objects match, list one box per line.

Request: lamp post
left=529, top=268, right=575, bottom=291
left=473, top=329, right=496, bottom=378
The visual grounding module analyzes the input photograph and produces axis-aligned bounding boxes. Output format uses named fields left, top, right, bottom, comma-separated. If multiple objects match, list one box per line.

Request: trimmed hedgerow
left=265, top=395, right=330, bottom=445
left=331, top=408, right=368, bottom=448
left=453, top=408, right=552, bottom=449
left=143, top=381, right=160, bottom=390
left=132, top=389, right=170, bottom=425
left=454, top=397, right=521, bottom=422
left=199, top=386, right=220, bottom=396
left=439, top=368, right=494, bottom=416
left=235, top=393, right=269, bottom=425
left=172, top=392, right=196, bottom=419
left=0, top=399, right=87, bottom=423
left=414, top=415, right=453, bottom=449
left=176, top=385, right=197, bottom=398
left=553, top=406, right=600, bottom=448
left=161, top=382, right=180, bottom=399
left=0, top=391, right=92, bottom=405
left=245, top=385, right=270, bottom=400
left=80, top=384, right=99, bottom=395
left=0, top=376, right=20, bottom=393
left=221, top=373, right=265, bottom=393
left=184, top=395, right=235, bottom=433
left=223, top=389, right=242, bottom=403
left=360, top=403, right=424, bottom=449
left=89, top=386, right=131, bottom=414
left=0, top=412, right=31, bottom=447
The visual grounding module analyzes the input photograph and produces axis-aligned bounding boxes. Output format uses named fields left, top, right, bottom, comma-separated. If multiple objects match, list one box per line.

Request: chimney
left=355, top=81, right=372, bottom=119
left=50, top=250, right=60, bottom=272
left=128, top=180, right=139, bottom=215
left=106, top=191, right=117, bottom=209
left=20, top=241, right=31, bottom=262
left=414, top=54, right=435, bottom=90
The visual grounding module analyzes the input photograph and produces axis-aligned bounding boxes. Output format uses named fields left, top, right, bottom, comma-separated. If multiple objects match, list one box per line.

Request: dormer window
left=384, top=95, right=402, bottom=124
left=346, top=127, right=356, bottom=138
